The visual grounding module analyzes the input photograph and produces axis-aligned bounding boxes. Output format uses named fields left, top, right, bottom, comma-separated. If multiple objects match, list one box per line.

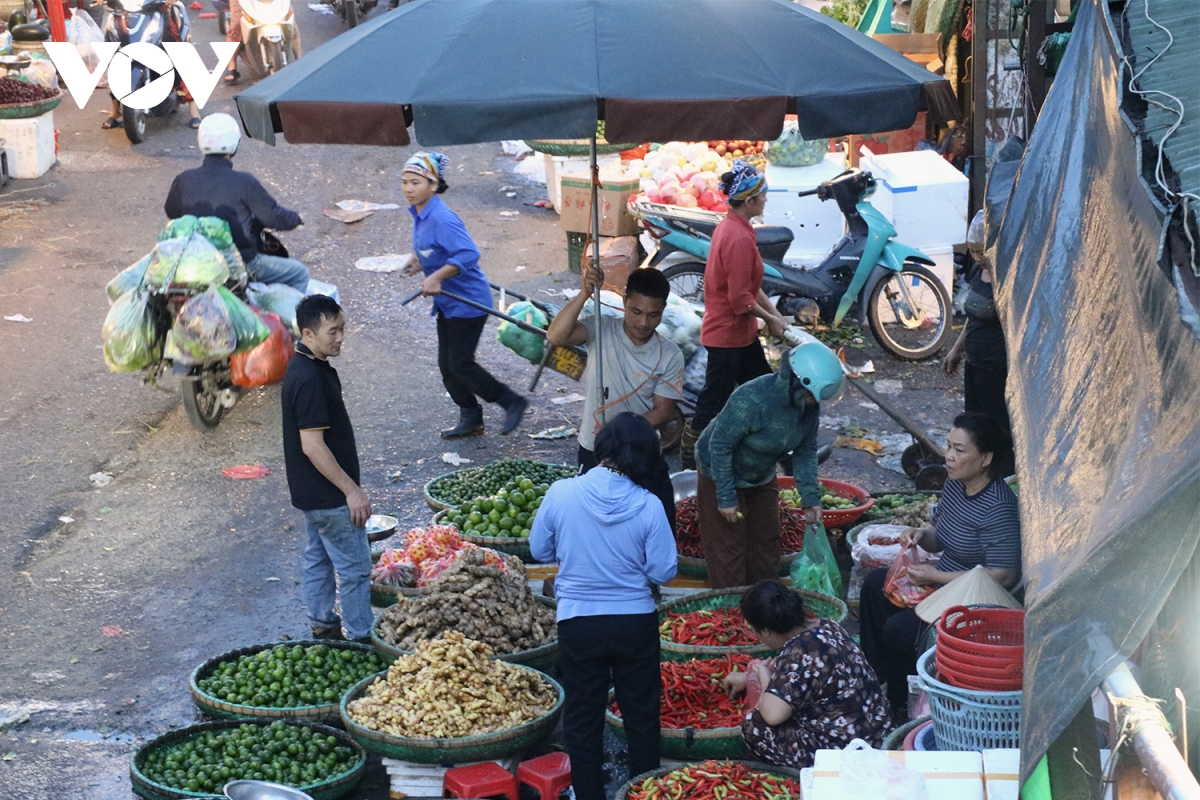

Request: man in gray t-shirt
left=546, top=266, right=684, bottom=529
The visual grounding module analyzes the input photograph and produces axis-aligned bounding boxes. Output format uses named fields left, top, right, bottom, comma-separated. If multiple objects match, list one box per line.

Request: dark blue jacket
left=165, top=155, right=302, bottom=263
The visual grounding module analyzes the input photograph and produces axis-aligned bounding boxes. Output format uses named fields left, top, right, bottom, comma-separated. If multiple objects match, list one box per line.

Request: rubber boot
left=441, top=406, right=484, bottom=439
left=497, top=390, right=528, bottom=435
left=311, top=622, right=344, bottom=641
left=680, top=423, right=701, bottom=471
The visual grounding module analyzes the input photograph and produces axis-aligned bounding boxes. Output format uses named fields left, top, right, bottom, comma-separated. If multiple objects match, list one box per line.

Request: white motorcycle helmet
left=197, top=113, right=241, bottom=156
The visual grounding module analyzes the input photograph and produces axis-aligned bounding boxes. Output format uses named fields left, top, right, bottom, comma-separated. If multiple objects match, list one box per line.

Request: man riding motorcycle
left=164, top=113, right=310, bottom=291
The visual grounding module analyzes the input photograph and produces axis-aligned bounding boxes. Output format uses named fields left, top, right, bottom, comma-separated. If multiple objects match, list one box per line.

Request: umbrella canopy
left=235, top=0, right=956, bottom=147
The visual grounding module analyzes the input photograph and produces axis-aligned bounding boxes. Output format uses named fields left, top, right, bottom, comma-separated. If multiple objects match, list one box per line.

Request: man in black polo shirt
left=281, top=295, right=373, bottom=642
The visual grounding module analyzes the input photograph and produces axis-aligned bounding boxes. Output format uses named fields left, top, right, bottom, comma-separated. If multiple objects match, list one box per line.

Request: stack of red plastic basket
left=935, top=605, right=1024, bottom=691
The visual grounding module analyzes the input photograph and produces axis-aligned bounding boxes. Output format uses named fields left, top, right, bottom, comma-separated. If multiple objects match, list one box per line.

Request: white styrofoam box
left=800, top=767, right=814, bottom=799
left=0, top=110, right=55, bottom=179
left=861, top=149, right=969, bottom=250
left=810, top=748, right=984, bottom=800
left=764, top=154, right=848, bottom=266
left=544, top=152, right=622, bottom=213
left=382, top=755, right=518, bottom=797
left=983, top=749, right=1114, bottom=800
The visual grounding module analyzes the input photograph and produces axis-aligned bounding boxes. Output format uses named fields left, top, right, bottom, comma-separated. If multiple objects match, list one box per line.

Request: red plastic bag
left=231, top=311, right=292, bottom=388
left=883, top=545, right=939, bottom=608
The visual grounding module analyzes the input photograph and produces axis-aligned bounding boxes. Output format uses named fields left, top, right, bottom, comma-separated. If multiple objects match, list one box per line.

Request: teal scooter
left=635, top=169, right=953, bottom=361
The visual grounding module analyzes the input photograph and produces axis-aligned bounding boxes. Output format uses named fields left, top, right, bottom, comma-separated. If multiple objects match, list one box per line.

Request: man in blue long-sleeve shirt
left=164, top=114, right=309, bottom=292
left=696, top=336, right=844, bottom=589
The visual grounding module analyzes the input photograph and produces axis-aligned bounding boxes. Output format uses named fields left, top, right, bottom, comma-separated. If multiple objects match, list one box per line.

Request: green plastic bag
left=160, top=215, right=245, bottom=279
left=215, top=285, right=270, bottom=353
left=146, top=235, right=231, bottom=289
left=171, top=286, right=237, bottom=362
left=106, top=253, right=151, bottom=303
left=789, top=521, right=842, bottom=598
left=496, top=301, right=548, bottom=364
left=102, top=289, right=162, bottom=372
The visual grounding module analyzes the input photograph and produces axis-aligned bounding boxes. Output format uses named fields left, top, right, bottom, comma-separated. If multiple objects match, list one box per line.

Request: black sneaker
left=311, top=624, right=344, bottom=641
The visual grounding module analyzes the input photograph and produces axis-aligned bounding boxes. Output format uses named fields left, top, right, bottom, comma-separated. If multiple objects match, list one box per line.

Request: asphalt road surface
left=0, top=5, right=965, bottom=795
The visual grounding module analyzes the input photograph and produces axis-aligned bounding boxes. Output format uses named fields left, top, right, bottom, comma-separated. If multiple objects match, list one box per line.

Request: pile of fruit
left=629, top=141, right=766, bottom=212
left=195, top=644, right=384, bottom=709
left=138, top=721, right=358, bottom=794
left=371, top=525, right=510, bottom=587
left=706, top=139, right=768, bottom=169
left=427, top=457, right=574, bottom=507
left=0, top=76, right=57, bottom=105
left=345, top=631, right=557, bottom=739
left=612, top=654, right=751, bottom=730
left=659, top=607, right=757, bottom=647
left=779, top=482, right=859, bottom=511
left=674, top=496, right=808, bottom=558
left=627, top=760, right=801, bottom=799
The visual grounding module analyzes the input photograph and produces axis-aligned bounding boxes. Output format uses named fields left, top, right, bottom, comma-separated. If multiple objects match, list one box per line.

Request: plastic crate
left=917, top=648, right=1021, bottom=750
left=938, top=606, right=1025, bottom=659
left=566, top=231, right=588, bottom=274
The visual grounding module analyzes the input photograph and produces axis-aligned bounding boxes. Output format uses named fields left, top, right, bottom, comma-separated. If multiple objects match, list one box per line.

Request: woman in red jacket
left=681, top=161, right=788, bottom=469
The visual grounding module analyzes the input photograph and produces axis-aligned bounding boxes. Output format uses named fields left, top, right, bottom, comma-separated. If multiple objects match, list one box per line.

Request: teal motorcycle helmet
left=781, top=339, right=844, bottom=406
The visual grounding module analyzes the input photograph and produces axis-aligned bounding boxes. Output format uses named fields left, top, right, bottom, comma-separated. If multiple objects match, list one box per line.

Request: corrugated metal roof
left=1125, top=0, right=1199, bottom=201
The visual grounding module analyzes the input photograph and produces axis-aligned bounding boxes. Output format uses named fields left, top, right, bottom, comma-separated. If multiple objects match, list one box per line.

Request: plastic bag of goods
left=101, top=289, right=162, bottom=372
left=496, top=301, right=548, bottom=364
left=145, top=236, right=230, bottom=289
left=851, top=524, right=908, bottom=570
left=372, top=550, right=418, bottom=588
left=106, top=253, right=152, bottom=304
left=883, top=545, right=939, bottom=608
left=66, top=9, right=104, bottom=69
left=580, top=289, right=626, bottom=318
left=838, top=740, right=929, bottom=800
left=171, top=286, right=237, bottom=362
left=159, top=216, right=245, bottom=278
left=22, top=57, right=58, bottom=90
left=683, top=347, right=708, bottom=396
left=657, top=298, right=703, bottom=359
left=231, top=311, right=292, bottom=388
left=246, top=282, right=304, bottom=335
left=765, top=121, right=830, bottom=168
left=789, top=523, right=840, bottom=597
left=214, top=285, right=269, bottom=353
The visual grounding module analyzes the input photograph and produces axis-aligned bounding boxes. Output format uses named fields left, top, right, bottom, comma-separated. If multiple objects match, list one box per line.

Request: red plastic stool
left=443, top=762, right=518, bottom=800
left=517, top=752, right=572, bottom=799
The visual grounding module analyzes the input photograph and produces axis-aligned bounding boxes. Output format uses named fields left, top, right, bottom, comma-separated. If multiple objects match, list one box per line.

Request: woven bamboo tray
left=524, top=139, right=639, bottom=156
left=369, top=581, right=429, bottom=608
left=339, top=667, right=564, bottom=763
left=0, top=91, right=62, bottom=119
left=605, top=688, right=745, bottom=760
left=130, top=719, right=365, bottom=800
left=433, top=508, right=535, bottom=562
left=371, top=595, right=558, bottom=672
left=656, top=586, right=847, bottom=662
left=423, top=460, right=575, bottom=512
left=617, top=760, right=801, bottom=799
left=189, top=640, right=382, bottom=725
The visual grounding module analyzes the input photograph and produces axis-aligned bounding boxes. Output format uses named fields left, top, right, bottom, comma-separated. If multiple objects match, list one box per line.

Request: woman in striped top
left=859, top=412, right=1020, bottom=718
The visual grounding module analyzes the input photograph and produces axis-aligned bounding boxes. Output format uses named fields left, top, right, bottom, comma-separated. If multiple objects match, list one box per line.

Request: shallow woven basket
left=524, top=138, right=639, bottom=156
left=371, top=595, right=558, bottom=672
left=656, top=586, right=847, bottom=662
left=130, top=719, right=365, bottom=800
left=605, top=687, right=745, bottom=760
left=189, top=640, right=382, bottom=725
left=339, top=667, right=564, bottom=763
left=617, top=760, right=801, bottom=799
left=433, top=508, right=535, bottom=562
left=369, top=581, right=429, bottom=608
left=0, top=91, right=62, bottom=119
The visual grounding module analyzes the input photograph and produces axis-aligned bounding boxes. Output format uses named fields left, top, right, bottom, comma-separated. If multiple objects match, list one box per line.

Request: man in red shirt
left=681, top=162, right=788, bottom=470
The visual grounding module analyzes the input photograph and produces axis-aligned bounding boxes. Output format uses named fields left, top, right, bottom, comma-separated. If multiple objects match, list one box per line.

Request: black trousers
left=859, top=567, right=930, bottom=715
left=964, top=360, right=1015, bottom=475
left=578, top=446, right=676, bottom=534
left=557, top=613, right=661, bottom=800
left=690, top=341, right=773, bottom=431
left=436, top=313, right=509, bottom=410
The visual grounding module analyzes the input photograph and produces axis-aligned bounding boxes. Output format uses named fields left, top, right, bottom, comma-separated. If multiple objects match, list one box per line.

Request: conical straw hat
left=915, top=565, right=1022, bottom=623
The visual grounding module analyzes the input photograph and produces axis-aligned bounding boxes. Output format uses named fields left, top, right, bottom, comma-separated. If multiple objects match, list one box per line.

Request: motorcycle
left=238, top=0, right=300, bottom=76
left=102, top=0, right=189, bottom=144
left=634, top=169, right=954, bottom=361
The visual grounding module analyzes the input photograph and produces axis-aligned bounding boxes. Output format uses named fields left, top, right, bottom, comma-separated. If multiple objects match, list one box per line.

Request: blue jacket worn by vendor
left=696, top=370, right=821, bottom=510
left=530, top=467, right=678, bottom=622
left=164, top=155, right=303, bottom=264
left=409, top=195, right=495, bottom=318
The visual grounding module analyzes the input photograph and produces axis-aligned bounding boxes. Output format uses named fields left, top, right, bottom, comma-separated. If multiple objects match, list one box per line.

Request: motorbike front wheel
left=661, top=262, right=707, bottom=304
left=217, top=8, right=228, bottom=34
left=265, top=39, right=284, bottom=73
left=123, top=106, right=147, bottom=144
left=182, top=371, right=235, bottom=431
left=866, top=263, right=953, bottom=361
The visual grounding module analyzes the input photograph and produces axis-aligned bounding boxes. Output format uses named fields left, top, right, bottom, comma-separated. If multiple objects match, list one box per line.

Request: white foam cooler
left=860, top=149, right=969, bottom=250
left=763, top=154, right=848, bottom=266
left=0, top=110, right=55, bottom=179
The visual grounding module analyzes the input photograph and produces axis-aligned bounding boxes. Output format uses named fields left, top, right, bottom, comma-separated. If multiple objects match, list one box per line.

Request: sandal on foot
left=101, top=116, right=123, bottom=129
left=223, top=69, right=240, bottom=84
left=189, top=116, right=202, bottom=129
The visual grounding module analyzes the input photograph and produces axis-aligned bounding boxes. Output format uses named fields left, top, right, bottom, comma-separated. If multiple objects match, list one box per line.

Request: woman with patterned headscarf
left=680, top=161, right=789, bottom=469
left=401, top=151, right=528, bottom=438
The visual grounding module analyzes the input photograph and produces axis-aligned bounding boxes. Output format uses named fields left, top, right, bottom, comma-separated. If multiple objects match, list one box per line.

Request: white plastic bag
left=850, top=524, right=909, bottom=570
left=67, top=10, right=105, bottom=70
left=838, top=740, right=928, bottom=800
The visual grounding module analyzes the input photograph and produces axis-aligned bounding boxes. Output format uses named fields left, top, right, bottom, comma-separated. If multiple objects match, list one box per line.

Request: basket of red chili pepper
left=673, top=496, right=810, bottom=579
left=657, top=587, right=848, bottom=662
left=607, top=654, right=752, bottom=760
left=621, top=759, right=802, bottom=799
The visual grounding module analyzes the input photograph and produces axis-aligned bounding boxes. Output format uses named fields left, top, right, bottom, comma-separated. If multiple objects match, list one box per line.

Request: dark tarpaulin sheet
left=991, top=0, right=1200, bottom=782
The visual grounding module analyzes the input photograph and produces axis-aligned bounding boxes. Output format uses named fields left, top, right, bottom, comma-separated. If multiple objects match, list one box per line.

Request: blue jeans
left=301, top=506, right=373, bottom=640
left=246, top=253, right=310, bottom=293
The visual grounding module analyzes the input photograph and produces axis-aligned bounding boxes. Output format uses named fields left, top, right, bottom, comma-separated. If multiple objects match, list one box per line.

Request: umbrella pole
left=591, top=133, right=606, bottom=427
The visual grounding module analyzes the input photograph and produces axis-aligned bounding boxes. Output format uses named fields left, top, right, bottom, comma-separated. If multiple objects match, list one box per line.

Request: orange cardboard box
left=559, top=172, right=640, bottom=236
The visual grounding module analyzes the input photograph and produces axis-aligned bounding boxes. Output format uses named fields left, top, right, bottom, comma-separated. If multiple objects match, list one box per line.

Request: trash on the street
left=222, top=464, right=272, bottom=480
left=89, top=472, right=113, bottom=487
left=833, top=435, right=885, bottom=455
left=441, top=452, right=472, bottom=466
left=529, top=426, right=576, bottom=440
left=873, top=379, right=903, bottom=395
left=550, top=393, right=585, bottom=405
left=57, top=516, right=74, bottom=524
left=499, top=211, right=520, bottom=220
left=3, top=314, right=33, bottom=323
left=354, top=254, right=410, bottom=273
left=335, top=200, right=400, bottom=212
left=322, top=207, right=373, bottom=223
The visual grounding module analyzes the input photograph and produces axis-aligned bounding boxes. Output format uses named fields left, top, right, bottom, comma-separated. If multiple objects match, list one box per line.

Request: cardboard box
left=559, top=172, right=640, bottom=236
left=566, top=235, right=639, bottom=292
left=810, top=748, right=984, bottom=800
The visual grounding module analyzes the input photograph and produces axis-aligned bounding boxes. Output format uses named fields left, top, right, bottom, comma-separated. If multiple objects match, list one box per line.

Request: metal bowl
left=670, top=470, right=698, bottom=503
left=364, top=514, right=398, bottom=542
left=224, top=780, right=314, bottom=800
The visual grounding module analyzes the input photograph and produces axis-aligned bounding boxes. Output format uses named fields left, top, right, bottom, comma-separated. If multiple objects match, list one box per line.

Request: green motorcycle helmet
left=782, top=338, right=844, bottom=406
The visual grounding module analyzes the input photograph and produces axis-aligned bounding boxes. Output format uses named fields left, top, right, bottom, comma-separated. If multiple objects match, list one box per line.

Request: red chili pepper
left=626, top=760, right=802, bottom=799
left=660, top=607, right=758, bottom=647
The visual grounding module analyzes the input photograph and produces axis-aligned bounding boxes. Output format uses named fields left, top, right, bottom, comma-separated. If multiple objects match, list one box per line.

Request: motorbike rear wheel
left=866, top=263, right=953, bottom=361
left=661, top=262, right=706, bottom=304
left=217, top=8, right=228, bottom=34
left=182, top=370, right=235, bottom=431
left=123, top=106, right=147, bottom=144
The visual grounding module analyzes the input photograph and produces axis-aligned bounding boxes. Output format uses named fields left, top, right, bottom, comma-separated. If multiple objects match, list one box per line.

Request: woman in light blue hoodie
left=531, top=413, right=678, bottom=800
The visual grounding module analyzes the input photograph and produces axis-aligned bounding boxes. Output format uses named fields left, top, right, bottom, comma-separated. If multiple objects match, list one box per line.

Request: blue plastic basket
left=917, top=648, right=1021, bottom=750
